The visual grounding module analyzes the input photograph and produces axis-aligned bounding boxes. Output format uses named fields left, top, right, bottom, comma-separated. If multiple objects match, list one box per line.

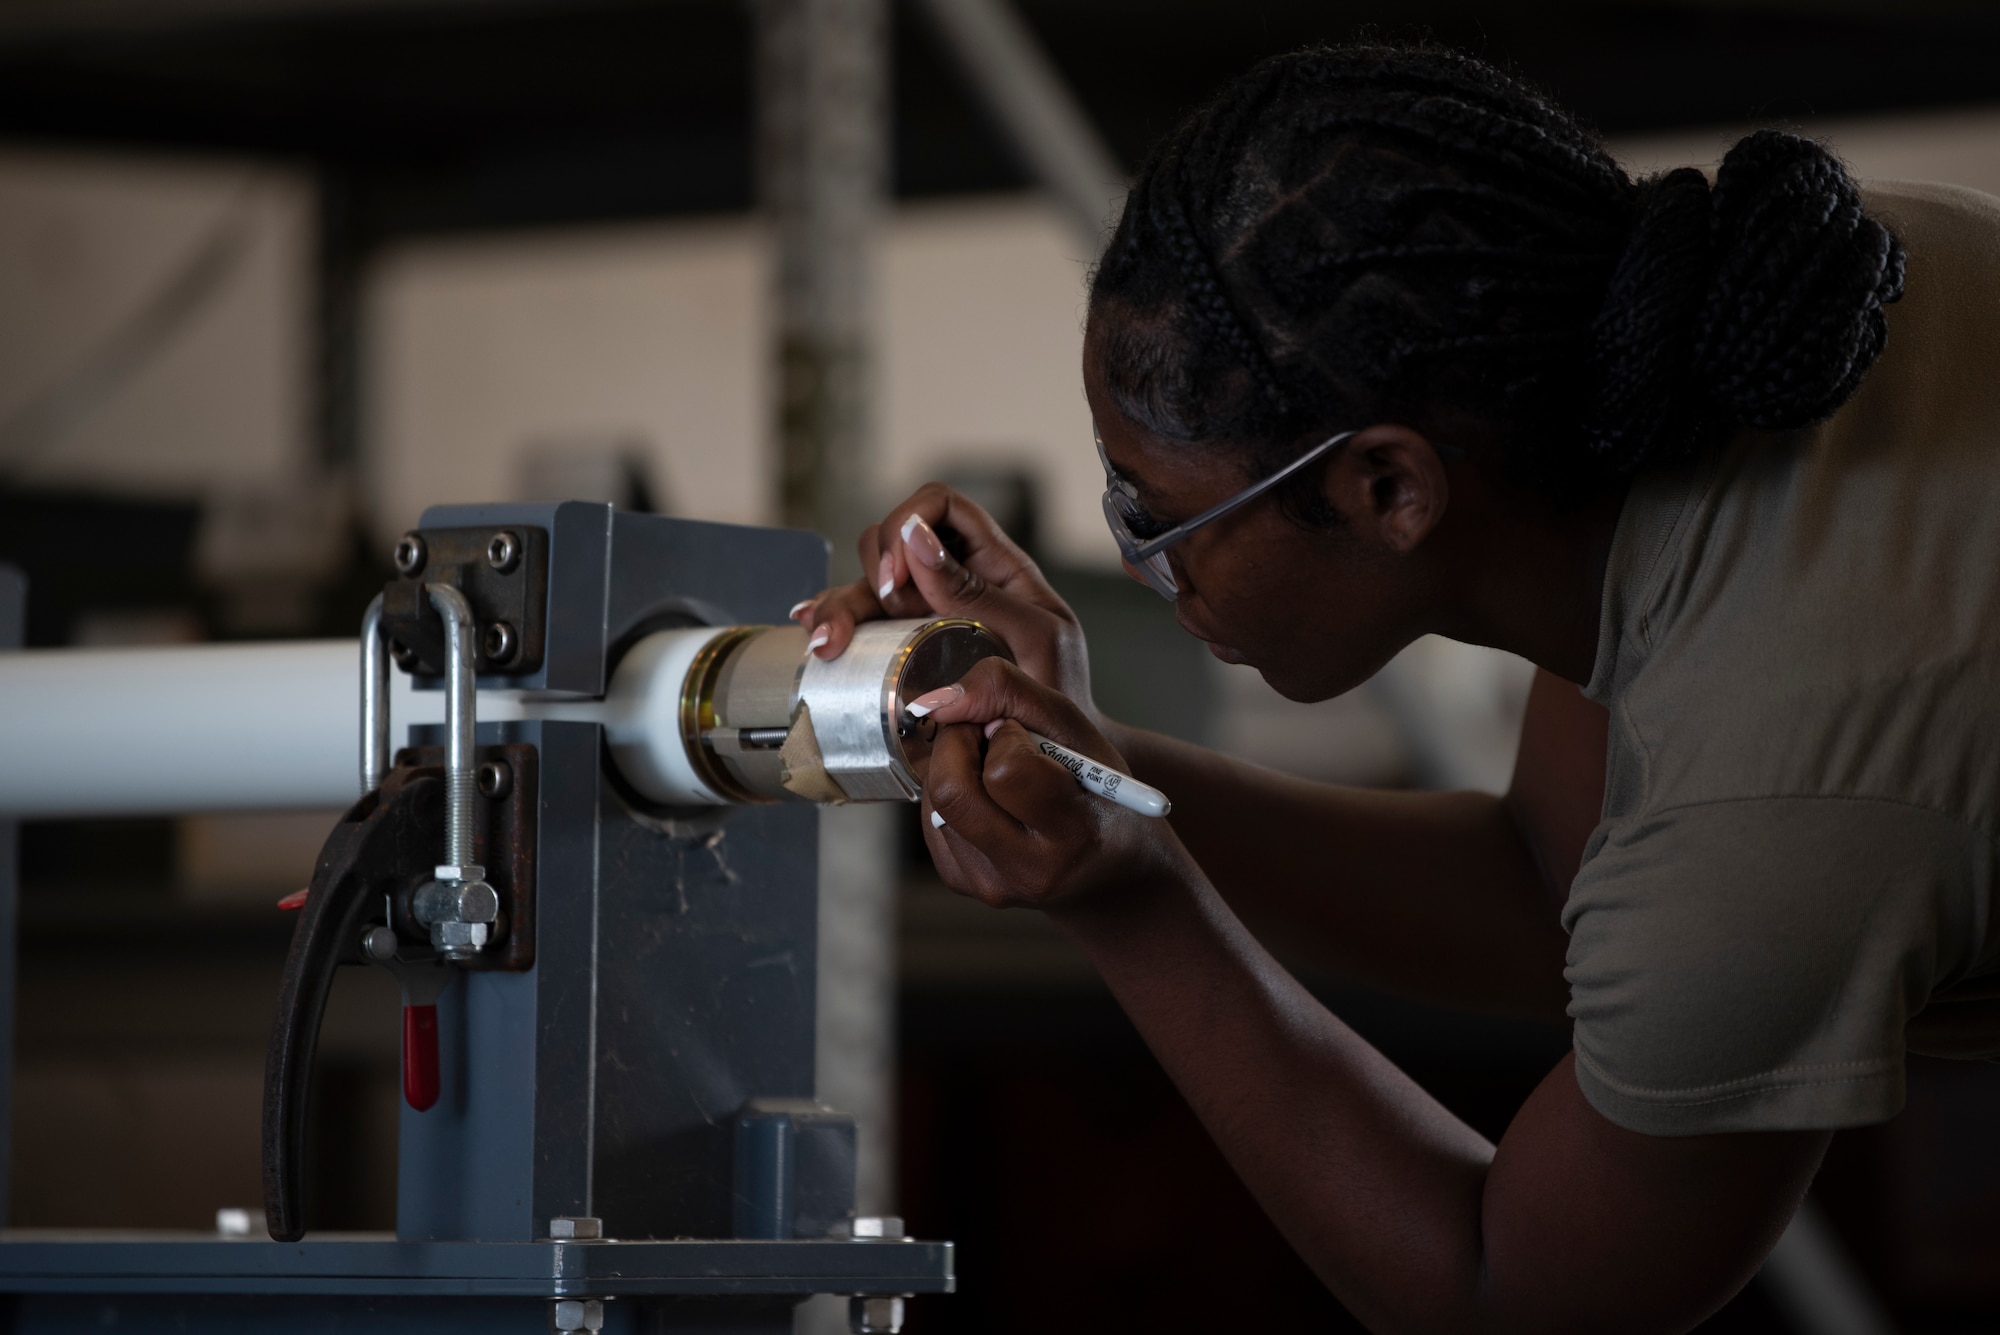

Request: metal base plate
left=9, top=1293, right=801, bottom=1335
left=0, top=1232, right=954, bottom=1298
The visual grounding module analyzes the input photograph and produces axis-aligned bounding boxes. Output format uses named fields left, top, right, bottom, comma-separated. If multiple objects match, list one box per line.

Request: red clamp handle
left=403, top=1004, right=440, bottom=1112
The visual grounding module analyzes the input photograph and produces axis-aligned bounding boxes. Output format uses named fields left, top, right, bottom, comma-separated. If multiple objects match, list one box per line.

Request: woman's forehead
left=1094, top=411, right=1254, bottom=510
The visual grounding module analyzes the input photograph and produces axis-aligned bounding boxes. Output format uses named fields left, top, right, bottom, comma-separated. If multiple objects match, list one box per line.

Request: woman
left=795, top=44, right=2000, bottom=1332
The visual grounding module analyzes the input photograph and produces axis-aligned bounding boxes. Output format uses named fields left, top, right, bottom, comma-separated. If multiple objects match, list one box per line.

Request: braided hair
left=1088, top=44, right=1907, bottom=511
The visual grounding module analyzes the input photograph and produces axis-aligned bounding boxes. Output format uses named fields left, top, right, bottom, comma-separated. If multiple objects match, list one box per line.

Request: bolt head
left=848, top=1295, right=905, bottom=1334
left=394, top=532, right=427, bottom=576
left=415, top=875, right=497, bottom=946
left=487, top=529, right=522, bottom=573
left=478, top=760, right=513, bottom=800
left=457, top=881, right=500, bottom=923
left=361, top=926, right=400, bottom=962
left=484, top=620, right=518, bottom=665
left=214, top=1208, right=253, bottom=1238
left=548, top=1216, right=603, bottom=1240
left=549, top=1297, right=604, bottom=1332
left=842, top=1216, right=906, bottom=1240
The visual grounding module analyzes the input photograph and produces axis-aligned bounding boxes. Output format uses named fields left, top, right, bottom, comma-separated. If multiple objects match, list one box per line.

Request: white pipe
left=0, top=640, right=475, bottom=818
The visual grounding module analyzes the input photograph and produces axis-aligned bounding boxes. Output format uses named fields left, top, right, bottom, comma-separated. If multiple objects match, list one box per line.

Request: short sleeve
left=1562, top=796, right=1987, bottom=1136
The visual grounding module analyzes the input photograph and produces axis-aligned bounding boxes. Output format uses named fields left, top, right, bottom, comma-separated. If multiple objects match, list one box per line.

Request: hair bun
left=1584, top=167, right=1715, bottom=471
left=1586, top=130, right=1906, bottom=472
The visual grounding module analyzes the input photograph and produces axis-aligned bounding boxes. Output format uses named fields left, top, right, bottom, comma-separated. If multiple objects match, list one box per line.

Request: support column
left=757, top=0, right=888, bottom=574
left=753, top=0, right=897, bottom=1244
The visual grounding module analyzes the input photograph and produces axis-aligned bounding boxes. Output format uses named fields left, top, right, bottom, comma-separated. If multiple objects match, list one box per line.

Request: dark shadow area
left=893, top=976, right=1833, bottom=1332
left=3, top=1, right=2000, bottom=247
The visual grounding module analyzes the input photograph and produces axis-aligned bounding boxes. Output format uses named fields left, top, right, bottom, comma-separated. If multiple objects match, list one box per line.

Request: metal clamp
left=361, top=584, right=494, bottom=960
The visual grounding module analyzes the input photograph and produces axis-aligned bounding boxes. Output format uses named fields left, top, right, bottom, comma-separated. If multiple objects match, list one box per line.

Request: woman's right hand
left=790, top=482, right=1098, bottom=716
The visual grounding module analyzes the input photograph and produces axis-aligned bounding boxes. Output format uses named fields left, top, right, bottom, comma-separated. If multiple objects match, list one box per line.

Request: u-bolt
left=360, top=594, right=391, bottom=795
left=426, top=584, right=479, bottom=875
left=357, top=584, right=479, bottom=877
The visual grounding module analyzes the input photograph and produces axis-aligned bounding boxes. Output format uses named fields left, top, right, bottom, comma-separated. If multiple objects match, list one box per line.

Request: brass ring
left=678, top=625, right=764, bottom=804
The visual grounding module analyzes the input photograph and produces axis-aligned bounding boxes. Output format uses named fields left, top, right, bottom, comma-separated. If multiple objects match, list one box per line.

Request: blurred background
left=1, top=1, right=1999, bottom=1331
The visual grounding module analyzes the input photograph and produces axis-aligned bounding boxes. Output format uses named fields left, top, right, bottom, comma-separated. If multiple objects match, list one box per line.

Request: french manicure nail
left=905, top=684, right=964, bottom=717
left=900, top=513, right=947, bottom=570
left=788, top=599, right=813, bottom=621
left=807, top=625, right=831, bottom=653
left=929, top=809, right=947, bottom=830
left=983, top=719, right=1005, bottom=739
left=877, top=553, right=896, bottom=601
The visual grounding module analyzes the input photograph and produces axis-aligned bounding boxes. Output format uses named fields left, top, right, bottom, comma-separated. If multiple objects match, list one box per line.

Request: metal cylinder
left=600, top=618, right=1012, bottom=808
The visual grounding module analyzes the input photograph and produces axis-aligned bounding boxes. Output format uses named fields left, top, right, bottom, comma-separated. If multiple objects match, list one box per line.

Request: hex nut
left=487, top=530, right=522, bottom=573
left=548, top=1216, right=604, bottom=1241
left=550, top=1297, right=605, bottom=1332
left=431, top=921, right=490, bottom=952
left=394, top=533, right=427, bottom=576
left=843, top=1216, right=906, bottom=1240
left=848, top=1295, right=906, bottom=1334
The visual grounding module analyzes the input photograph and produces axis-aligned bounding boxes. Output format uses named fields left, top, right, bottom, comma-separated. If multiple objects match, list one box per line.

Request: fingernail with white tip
left=983, top=719, right=1006, bottom=739
left=788, top=600, right=813, bottom=622
left=877, top=553, right=896, bottom=601
left=807, top=624, right=831, bottom=653
left=929, top=809, right=947, bottom=830
left=905, top=684, right=964, bottom=717
left=901, top=513, right=947, bottom=570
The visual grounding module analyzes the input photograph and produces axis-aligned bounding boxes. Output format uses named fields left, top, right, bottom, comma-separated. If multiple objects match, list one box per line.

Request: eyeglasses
left=1098, top=429, right=1357, bottom=601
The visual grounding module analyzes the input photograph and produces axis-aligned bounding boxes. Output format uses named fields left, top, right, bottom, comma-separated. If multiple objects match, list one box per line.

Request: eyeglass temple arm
left=1127, top=430, right=1358, bottom=562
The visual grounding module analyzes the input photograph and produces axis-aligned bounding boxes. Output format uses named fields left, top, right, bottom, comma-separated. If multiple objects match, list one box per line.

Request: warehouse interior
left=2, top=1, right=2000, bottom=1332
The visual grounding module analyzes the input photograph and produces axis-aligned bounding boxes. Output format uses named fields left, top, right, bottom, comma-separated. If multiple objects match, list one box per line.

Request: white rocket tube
left=0, top=641, right=464, bottom=818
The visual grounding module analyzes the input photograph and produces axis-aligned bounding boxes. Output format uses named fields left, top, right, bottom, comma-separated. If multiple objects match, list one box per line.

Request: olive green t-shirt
left=1566, top=179, right=2000, bottom=1136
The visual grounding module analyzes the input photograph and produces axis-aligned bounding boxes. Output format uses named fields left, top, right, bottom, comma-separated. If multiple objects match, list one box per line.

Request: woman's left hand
left=912, top=657, right=1191, bottom=912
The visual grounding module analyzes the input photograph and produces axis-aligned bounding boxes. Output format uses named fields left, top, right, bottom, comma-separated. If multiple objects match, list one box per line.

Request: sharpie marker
left=1026, top=731, right=1172, bottom=818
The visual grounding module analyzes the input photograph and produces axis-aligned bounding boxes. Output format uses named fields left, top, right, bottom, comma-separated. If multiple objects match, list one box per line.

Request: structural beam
left=911, top=0, right=1125, bottom=252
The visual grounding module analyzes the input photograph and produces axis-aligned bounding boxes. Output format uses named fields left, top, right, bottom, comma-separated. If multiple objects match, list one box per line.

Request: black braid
left=1088, top=44, right=1907, bottom=512
left=1158, top=132, right=1290, bottom=421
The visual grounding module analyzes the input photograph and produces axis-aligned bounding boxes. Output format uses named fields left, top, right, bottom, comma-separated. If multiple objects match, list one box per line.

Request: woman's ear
left=1319, top=424, right=1451, bottom=554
